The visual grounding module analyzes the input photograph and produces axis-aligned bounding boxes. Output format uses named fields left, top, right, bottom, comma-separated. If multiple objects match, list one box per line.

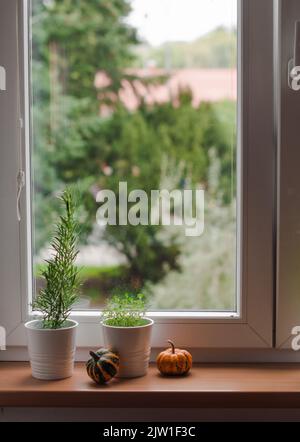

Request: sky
left=127, top=0, right=237, bottom=47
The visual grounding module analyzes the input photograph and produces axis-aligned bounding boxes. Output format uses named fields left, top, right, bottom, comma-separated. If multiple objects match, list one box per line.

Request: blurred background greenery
left=31, top=0, right=237, bottom=311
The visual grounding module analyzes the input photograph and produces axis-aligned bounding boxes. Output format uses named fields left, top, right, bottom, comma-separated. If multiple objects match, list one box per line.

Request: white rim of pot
left=101, top=317, right=154, bottom=329
left=25, top=319, right=79, bottom=331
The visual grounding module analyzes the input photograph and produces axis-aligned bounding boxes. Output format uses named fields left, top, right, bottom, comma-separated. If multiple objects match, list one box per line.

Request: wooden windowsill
left=1, top=362, right=300, bottom=408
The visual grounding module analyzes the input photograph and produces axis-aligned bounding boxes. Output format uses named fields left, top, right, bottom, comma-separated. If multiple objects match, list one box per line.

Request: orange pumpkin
left=156, top=340, right=192, bottom=376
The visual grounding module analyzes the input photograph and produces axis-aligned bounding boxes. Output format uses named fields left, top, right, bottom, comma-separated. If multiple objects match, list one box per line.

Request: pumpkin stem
left=168, top=340, right=175, bottom=354
left=89, top=351, right=100, bottom=361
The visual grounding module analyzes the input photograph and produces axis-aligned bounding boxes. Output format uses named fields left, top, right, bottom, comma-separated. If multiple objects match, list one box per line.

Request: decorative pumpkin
left=156, top=340, right=192, bottom=376
left=86, top=348, right=119, bottom=384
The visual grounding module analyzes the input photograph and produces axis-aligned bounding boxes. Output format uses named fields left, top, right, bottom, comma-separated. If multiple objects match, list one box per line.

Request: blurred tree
left=32, top=0, right=182, bottom=289
left=31, top=0, right=236, bottom=292
left=52, top=91, right=235, bottom=288
left=31, top=0, right=138, bottom=249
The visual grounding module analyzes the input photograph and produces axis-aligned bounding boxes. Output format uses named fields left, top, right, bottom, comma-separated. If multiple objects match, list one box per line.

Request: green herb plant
left=33, top=188, right=81, bottom=329
left=102, top=293, right=149, bottom=327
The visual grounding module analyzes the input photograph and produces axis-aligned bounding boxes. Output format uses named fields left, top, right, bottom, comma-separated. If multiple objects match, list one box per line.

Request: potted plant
left=101, top=293, right=153, bottom=378
left=25, top=188, right=81, bottom=380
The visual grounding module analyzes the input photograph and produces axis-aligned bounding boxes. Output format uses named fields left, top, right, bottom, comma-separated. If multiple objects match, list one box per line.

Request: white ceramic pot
left=25, top=319, right=78, bottom=380
left=102, top=318, right=154, bottom=378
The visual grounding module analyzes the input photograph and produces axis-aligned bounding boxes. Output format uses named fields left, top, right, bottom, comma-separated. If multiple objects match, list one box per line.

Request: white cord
left=17, top=168, right=25, bottom=222
left=16, top=6, right=25, bottom=223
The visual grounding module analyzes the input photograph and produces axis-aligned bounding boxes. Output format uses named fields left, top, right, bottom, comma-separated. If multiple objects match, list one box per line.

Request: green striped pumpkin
left=86, top=349, right=119, bottom=384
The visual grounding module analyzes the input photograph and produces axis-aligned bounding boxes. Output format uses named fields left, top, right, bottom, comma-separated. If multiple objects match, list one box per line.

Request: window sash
left=0, top=0, right=275, bottom=354
left=275, top=0, right=300, bottom=349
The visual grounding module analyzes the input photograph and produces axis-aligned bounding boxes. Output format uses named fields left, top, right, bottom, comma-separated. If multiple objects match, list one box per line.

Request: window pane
left=31, top=0, right=237, bottom=311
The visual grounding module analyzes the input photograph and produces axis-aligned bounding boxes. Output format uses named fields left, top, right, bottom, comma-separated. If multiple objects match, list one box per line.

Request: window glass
left=31, top=0, right=237, bottom=311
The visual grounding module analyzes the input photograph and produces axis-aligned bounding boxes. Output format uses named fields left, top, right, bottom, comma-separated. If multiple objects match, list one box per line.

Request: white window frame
left=2, top=0, right=293, bottom=360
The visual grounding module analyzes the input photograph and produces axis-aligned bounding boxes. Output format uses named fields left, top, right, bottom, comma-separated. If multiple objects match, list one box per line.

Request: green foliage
left=31, top=1, right=237, bottom=299
left=54, top=95, right=236, bottom=280
left=36, top=89, right=235, bottom=290
left=102, top=293, right=149, bottom=327
left=35, top=264, right=123, bottom=280
left=32, top=0, right=138, bottom=100
left=31, top=0, right=139, bottom=250
left=33, top=188, right=81, bottom=329
left=135, top=26, right=237, bottom=69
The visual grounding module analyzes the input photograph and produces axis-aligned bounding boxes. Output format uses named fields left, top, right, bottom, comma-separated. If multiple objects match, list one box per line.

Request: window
left=2, top=0, right=290, bottom=356
left=31, top=0, right=238, bottom=313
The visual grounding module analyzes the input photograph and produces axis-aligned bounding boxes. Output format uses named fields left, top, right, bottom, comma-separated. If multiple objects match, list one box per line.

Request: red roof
left=95, top=68, right=237, bottom=112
